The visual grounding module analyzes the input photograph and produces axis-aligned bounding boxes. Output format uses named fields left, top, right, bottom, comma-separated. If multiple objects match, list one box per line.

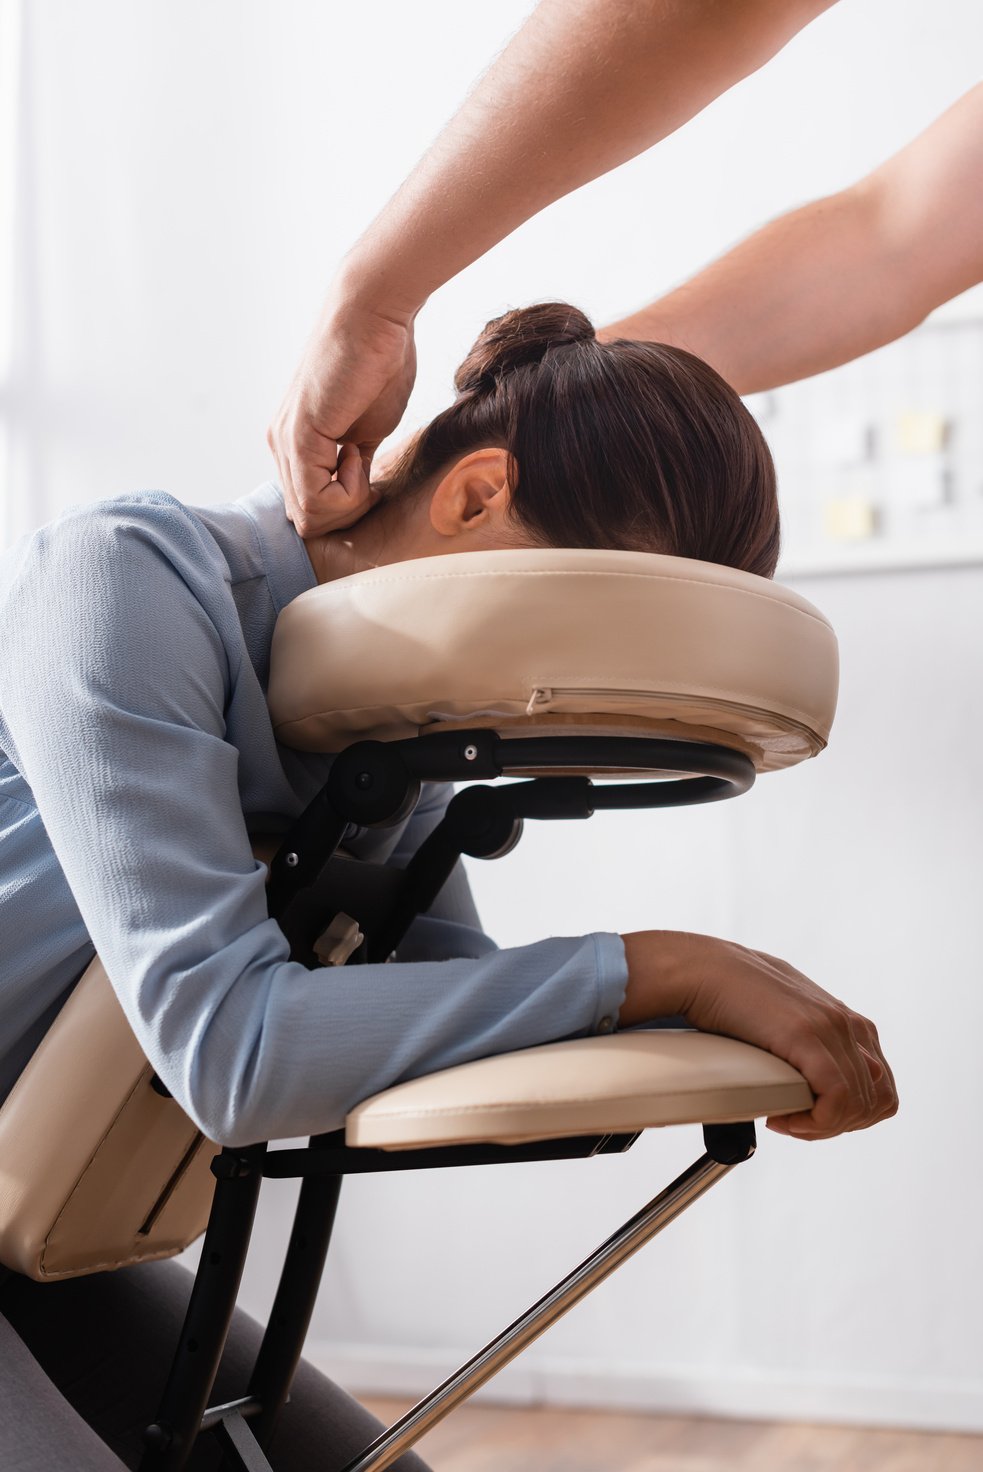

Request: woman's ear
left=428, top=448, right=513, bottom=538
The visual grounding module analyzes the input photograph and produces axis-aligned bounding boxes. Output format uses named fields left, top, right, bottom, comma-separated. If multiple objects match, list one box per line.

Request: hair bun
left=454, top=302, right=595, bottom=395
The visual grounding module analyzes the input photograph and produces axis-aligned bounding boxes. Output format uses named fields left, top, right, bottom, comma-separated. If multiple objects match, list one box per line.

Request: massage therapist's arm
left=270, top=0, right=836, bottom=533
left=600, top=83, right=983, bottom=393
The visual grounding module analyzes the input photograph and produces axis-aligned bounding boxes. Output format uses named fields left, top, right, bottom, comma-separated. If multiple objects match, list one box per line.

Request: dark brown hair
left=379, top=302, right=780, bottom=576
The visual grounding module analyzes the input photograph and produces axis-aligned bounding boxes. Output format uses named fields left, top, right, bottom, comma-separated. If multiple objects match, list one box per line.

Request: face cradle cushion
left=268, top=547, right=838, bottom=775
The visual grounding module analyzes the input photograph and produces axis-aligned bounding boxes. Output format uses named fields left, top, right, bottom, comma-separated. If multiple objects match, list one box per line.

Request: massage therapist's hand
left=268, top=285, right=418, bottom=536
left=621, top=931, right=898, bottom=1141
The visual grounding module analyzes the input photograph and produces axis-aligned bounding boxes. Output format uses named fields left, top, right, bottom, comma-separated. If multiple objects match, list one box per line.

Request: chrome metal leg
left=339, top=1149, right=737, bottom=1472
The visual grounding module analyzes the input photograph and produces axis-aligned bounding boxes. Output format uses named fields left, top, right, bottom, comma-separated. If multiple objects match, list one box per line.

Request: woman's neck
left=304, top=499, right=407, bottom=585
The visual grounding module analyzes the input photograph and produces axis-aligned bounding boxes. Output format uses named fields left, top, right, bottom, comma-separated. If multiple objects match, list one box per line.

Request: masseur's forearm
left=599, top=185, right=937, bottom=393
left=600, top=82, right=983, bottom=393
left=272, top=0, right=832, bottom=530
left=337, top=0, right=835, bottom=319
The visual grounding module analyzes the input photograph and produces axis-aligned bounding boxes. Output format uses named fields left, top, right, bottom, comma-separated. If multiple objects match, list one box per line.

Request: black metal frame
left=139, top=732, right=758, bottom=1472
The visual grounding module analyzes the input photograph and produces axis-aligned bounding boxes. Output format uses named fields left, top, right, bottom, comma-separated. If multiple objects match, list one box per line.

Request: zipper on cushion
left=525, top=687, right=554, bottom=715
left=524, top=686, right=820, bottom=743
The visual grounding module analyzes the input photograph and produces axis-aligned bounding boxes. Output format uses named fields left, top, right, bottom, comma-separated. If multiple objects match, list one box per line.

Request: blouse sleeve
left=0, top=500, right=628, bottom=1146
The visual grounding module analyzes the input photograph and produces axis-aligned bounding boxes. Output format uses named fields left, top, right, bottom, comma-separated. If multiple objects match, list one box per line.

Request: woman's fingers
left=772, top=1030, right=866, bottom=1138
left=763, top=1000, right=898, bottom=1139
left=621, top=931, right=899, bottom=1143
left=853, top=1014, right=897, bottom=1105
left=752, top=952, right=897, bottom=1133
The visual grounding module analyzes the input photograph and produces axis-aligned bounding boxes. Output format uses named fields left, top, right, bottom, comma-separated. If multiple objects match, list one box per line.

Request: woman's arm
left=0, top=501, right=626, bottom=1145
left=367, top=787, right=896, bottom=1141
left=0, top=499, right=895, bottom=1144
left=600, top=83, right=983, bottom=393
left=269, top=0, right=836, bottom=533
left=621, top=932, right=897, bottom=1140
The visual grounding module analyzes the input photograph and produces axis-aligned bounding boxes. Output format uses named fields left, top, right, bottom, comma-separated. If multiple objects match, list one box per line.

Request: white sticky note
left=823, top=417, right=872, bottom=466
left=889, top=456, right=950, bottom=510
left=896, top=411, right=948, bottom=455
left=822, top=496, right=878, bottom=541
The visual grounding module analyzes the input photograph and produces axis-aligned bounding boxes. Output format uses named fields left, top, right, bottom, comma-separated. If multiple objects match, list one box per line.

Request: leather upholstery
left=0, top=959, right=218, bottom=1281
left=268, top=548, right=838, bottom=773
left=346, top=1032, right=813, bottom=1149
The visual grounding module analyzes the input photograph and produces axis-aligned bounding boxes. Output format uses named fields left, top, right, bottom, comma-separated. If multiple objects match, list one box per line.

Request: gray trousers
left=0, top=1260, right=430, bottom=1472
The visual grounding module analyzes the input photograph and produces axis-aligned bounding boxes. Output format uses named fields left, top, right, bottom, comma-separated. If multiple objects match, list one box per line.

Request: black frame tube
left=246, top=1168, right=343, bottom=1448
left=260, top=1130, right=638, bottom=1180
left=268, top=733, right=755, bottom=925
left=140, top=1144, right=268, bottom=1472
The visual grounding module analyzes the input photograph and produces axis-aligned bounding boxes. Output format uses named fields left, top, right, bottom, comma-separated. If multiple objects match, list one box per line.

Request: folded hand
left=620, top=930, right=898, bottom=1141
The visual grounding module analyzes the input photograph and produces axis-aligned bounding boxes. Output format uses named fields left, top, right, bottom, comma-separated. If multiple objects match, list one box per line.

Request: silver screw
left=285, top=852, right=299, bottom=868
left=463, top=744, right=479, bottom=762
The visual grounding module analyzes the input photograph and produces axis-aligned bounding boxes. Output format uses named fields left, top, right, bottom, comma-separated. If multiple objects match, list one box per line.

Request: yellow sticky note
left=897, top=411, right=948, bottom=455
left=823, top=496, right=877, bottom=541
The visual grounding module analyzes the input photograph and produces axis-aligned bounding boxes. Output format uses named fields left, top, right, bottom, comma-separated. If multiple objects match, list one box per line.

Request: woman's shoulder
left=0, top=484, right=310, bottom=641
left=2, top=490, right=234, bottom=603
left=0, top=492, right=250, bottom=711
left=32, top=488, right=217, bottom=556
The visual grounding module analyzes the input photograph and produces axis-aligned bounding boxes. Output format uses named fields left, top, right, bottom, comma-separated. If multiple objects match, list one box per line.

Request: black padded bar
left=589, top=773, right=744, bottom=809
left=491, top=735, right=755, bottom=795
left=260, top=1132, right=639, bottom=1179
left=392, top=729, right=756, bottom=795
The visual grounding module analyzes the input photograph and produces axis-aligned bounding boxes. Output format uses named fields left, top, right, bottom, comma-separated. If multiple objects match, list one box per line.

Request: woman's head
left=370, top=301, right=779, bottom=577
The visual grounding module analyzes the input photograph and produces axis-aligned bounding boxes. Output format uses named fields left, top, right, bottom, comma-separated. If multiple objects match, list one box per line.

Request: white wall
left=4, top=0, right=983, bottom=1433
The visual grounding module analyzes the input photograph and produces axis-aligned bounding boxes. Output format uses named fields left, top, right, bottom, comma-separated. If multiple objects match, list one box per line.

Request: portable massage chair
left=0, top=546, right=838, bottom=1471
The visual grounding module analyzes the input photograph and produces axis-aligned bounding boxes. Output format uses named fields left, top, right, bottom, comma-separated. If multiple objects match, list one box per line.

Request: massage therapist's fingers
left=332, top=442, right=380, bottom=527
left=268, top=298, right=417, bottom=536
left=268, top=402, right=341, bottom=527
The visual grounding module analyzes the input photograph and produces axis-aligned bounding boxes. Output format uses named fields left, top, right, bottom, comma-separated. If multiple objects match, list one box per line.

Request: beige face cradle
left=0, top=546, right=837, bottom=1472
left=268, top=545, right=837, bottom=773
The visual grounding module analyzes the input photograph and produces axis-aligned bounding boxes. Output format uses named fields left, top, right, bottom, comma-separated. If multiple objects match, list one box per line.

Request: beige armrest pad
left=346, top=1031, right=813, bottom=1150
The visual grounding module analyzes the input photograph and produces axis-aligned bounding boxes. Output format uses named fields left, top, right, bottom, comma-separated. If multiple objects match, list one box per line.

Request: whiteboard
left=745, top=319, right=983, bottom=578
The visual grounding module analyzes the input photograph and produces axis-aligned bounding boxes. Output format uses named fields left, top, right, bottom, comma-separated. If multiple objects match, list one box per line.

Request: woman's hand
left=268, top=291, right=418, bottom=537
left=621, top=930, right=898, bottom=1141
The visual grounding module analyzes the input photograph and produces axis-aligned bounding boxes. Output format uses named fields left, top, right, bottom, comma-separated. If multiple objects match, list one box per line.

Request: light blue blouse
left=0, top=484, right=628, bottom=1145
